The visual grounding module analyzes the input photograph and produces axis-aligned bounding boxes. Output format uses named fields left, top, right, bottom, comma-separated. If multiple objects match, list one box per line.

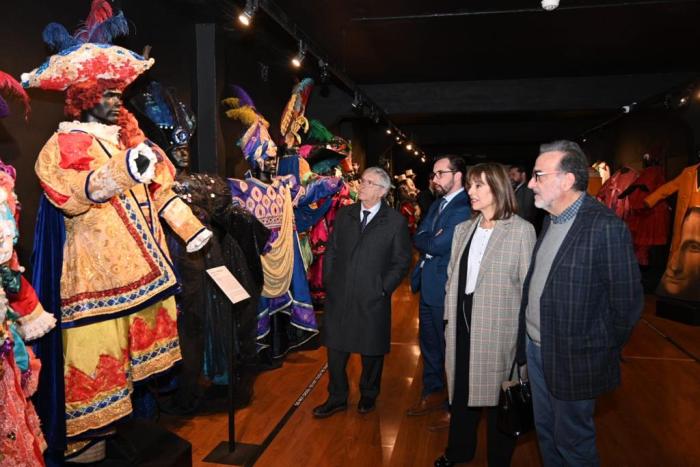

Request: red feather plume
left=75, top=0, right=114, bottom=42
left=0, top=71, right=31, bottom=120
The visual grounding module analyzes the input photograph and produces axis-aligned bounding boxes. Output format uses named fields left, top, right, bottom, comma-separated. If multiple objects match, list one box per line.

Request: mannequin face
left=170, top=145, right=190, bottom=169
left=660, top=209, right=700, bottom=301
left=84, top=89, right=122, bottom=125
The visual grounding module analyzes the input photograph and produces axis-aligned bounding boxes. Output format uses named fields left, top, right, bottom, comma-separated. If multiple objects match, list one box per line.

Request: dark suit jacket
left=411, top=190, right=471, bottom=307
left=516, top=195, right=643, bottom=400
left=323, top=201, right=412, bottom=355
left=514, top=183, right=537, bottom=226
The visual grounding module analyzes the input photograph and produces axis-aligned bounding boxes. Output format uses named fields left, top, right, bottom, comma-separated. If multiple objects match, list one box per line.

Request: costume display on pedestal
left=645, top=162, right=700, bottom=302
left=24, top=2, right=211, bottom=459
left=130, top=81, right=269, bottom=412
left=596, top=166, right=639, bottom=220
left=0, top=71, right=53, bottom=467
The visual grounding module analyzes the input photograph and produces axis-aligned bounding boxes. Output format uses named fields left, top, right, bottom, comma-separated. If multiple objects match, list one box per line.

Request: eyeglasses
left=532, top=170, right=562, bottom=183
left=360, top=178, right=385, bottom=188
left=429, top=169, right=457, bottom=180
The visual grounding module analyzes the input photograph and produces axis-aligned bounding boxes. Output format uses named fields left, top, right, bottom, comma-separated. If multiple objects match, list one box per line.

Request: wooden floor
left=162, top=282, right=700, bottom=466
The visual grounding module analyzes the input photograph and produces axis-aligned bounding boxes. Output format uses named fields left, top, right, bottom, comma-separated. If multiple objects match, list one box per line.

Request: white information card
left=206, top=266, right=251, bottom=304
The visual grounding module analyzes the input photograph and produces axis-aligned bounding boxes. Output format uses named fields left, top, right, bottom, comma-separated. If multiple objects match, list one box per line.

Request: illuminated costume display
left=24, top=1, right=210, bottom=456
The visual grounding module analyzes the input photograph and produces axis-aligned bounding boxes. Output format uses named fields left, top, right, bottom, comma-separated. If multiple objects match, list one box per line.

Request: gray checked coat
left=444, top=214, right=535, bottom=406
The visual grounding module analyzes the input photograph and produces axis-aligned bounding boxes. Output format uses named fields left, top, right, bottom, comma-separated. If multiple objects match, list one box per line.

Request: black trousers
left=446, top=294, right=516, bottom=467
left=326, top=347, right=384, bottom=403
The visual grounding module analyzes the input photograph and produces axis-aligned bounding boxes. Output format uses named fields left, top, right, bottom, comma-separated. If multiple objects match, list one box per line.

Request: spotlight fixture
left=238, top=0, right=258, bottom=26
left=541, top=0, right=560, bottom=11
left=386, top=129, right=392, bottom=135
left=414, top=150, right=419, bottom=156
left=291, top=40, right=306, bottom=68
left=406, top=143, right=413, bottom=151
left=420, top=155, right=427, bottom=163
left=395, top=136, right=400, bottom=142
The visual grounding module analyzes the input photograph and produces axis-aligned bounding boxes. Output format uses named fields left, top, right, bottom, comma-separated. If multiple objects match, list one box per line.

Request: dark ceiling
left=273, top=0, right=700, bottom=83
left=187, top=0, right=700, bottom=164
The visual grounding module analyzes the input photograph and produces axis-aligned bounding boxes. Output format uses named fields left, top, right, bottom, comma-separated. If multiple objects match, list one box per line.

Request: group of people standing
left=313, top=140, right=644, bottom=467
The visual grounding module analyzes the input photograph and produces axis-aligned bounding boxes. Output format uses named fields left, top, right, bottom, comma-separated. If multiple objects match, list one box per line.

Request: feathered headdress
left=222, top=85, right=277, bottom=170
left=0, top=71, right=30, bottom=120
left=280, top=78, right=314, bottom=147
left=129, top=81, right=196, bottom=151
left=21, top=0, right=153, bottom=92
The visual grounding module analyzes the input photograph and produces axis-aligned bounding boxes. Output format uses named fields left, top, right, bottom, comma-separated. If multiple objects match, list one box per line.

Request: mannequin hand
left=186, top=228, right=213, bottom=253
left=128, top=143, right=158, bottom=183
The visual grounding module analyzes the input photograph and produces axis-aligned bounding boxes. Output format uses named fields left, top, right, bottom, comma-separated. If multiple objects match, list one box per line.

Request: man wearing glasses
left=314, top=167, right=411, bottom=418
left=516, top=141, right=643, bottom=466
left=407, top=155, right=470, bottom=430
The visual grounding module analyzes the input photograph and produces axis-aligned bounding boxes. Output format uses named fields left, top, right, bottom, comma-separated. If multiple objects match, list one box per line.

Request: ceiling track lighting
left=291, top=40, right=306, bottom=68
left=238, top=0, right=258, bottom=27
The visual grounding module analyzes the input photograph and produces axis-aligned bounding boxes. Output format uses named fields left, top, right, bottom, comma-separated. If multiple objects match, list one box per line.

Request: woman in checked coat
left=435, top=163, right=536, bottom=467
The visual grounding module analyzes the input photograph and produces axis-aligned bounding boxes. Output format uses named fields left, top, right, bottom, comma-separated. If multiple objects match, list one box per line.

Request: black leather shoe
left=434, top=454, right=459, bottom=467
left=357, top=396, right=376, bottom=414
left=312, top=399, right=347, bottom=418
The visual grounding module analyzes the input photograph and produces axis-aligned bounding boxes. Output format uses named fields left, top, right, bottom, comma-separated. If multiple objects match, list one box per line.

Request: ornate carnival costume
left=24, top=1, right=210, bottom=456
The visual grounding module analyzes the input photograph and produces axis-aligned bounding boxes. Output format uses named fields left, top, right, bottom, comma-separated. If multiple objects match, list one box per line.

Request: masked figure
left=130, top=82, right=269, bottom=412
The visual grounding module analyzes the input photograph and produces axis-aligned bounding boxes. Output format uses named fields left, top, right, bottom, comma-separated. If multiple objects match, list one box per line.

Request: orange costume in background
left=645, top=164, right=700, bottom=257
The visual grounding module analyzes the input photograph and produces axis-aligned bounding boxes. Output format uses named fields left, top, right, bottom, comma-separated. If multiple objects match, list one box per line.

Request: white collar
left=58, top=121, right=121, bottom=146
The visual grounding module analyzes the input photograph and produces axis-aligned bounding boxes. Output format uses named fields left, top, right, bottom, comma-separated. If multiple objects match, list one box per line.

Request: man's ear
left=562, top=172, right=576, bottom=191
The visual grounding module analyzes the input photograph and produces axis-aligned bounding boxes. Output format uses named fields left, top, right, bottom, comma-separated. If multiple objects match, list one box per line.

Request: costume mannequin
left=130, top=82, right=269, bottom=412
left=24, top=3, right=211, bottom=459
left=0, top=71, right=52, bottom=467
left=596, top=165, right=639, bottom=220
left=618, top=153, right=670, bottom=265
left=225, top=84, right=319, bottom=359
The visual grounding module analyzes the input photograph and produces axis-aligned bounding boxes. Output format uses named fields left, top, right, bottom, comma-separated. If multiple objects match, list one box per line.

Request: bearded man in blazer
left=407, top=155, right=470, bottom=428
left=313, top=167, right=412, bottom=418
left=517, top=141, right=643, bottom=466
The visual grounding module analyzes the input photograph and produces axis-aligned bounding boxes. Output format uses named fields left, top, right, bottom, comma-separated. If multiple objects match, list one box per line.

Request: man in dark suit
left=509, top=164, right=539, bottom=230
left=407, top=155, right=470, bottom=429
left=313, top=167, right=412, bottom=418
left=517, top=141, right=643, bottom=466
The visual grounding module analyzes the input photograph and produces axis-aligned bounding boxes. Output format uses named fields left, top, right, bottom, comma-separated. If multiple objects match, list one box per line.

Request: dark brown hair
left=467, top=163, right=518, bottom=220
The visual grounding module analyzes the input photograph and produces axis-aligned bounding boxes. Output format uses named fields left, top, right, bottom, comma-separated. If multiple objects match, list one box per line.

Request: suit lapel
left=542, top=196, right=591, bottom=290
left=362, top=201, right=388, bottom=235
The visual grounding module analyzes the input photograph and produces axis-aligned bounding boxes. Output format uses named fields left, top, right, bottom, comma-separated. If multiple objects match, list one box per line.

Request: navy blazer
left=516, top=195, right=644, bottom=400
left=411, top=190, right=470, bottom=307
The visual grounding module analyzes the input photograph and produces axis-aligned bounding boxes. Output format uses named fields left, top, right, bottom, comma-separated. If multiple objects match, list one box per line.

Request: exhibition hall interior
left=0, top=0, right=699, bottom=466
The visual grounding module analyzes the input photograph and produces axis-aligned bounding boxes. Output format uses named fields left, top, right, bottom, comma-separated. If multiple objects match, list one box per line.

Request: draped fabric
left=30, top=196, right=67, bottom=465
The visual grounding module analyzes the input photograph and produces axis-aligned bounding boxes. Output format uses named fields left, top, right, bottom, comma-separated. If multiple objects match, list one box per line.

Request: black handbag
left=497, top=360, right=534, bottom=437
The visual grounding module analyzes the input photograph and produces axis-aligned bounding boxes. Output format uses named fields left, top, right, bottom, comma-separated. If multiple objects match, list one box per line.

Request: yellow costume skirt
left=62, top=297, right=181, bottom=438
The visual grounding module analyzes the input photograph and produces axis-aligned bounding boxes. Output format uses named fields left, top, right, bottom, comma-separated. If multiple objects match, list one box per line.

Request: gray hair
left=539, top=140, right=589, bottom=192
left=363, top=166, right=393, bottom=195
